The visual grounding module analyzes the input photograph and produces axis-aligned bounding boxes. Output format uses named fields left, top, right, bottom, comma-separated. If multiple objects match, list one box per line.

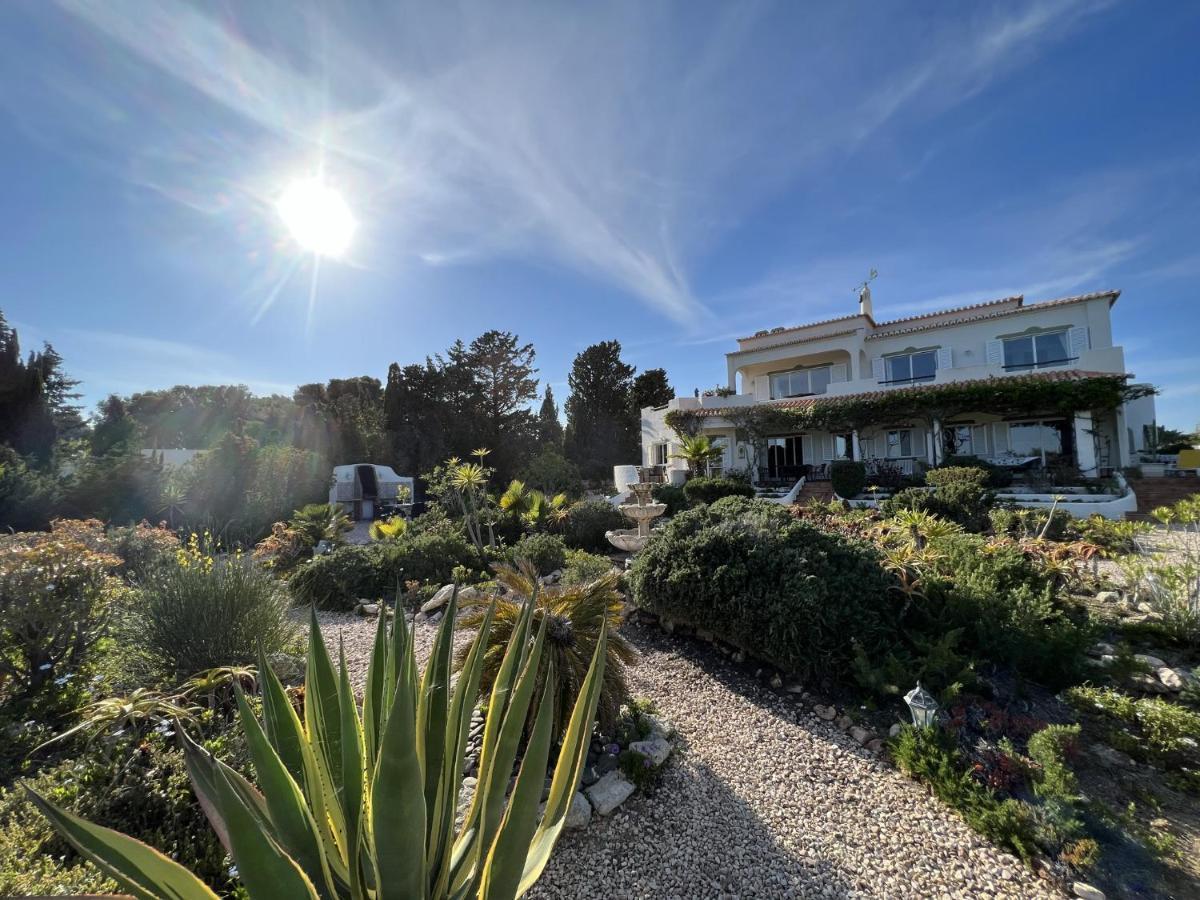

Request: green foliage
left=922, top=533, right=1092, bottom=686
left=64, top=450, right=164, bottom=526
left=46, top=517, right=181, bottom=584
left=32, top=587, right=609, bottom=900
left=989, top=506, right=1075, bottom=542
left=1078, top=514, right=1148, bottom=556
left=682, top=475, right=755, bottom=505
left=289, top=544, right=384, bottom=609
left=881, top=471, right=993, bottom=532
left=0, top=536, right=122, bottom=699
left=830, top=460, right=866, bottom=499
left=0, top=445, right=63, bottom=531
left=1, top=732, right=239, bottom=896
left=128, top=537, right=295, bottom=679
left=670, top=435, right=725, bottom=475
left=559, top=549, right=614, bottom=587
left=1027, top=724, right=1081, bottom=806
left=942, top=455, right=1014, bottom=488
left=651, top=482, right=688, bottom=516
left=630, top=496, right=895, bottom=677
left=518, top=448, right=582, bottom=498
left=1065, top=686, right=1200, bottom=768
left=925, top=465, right=989, bottom=489
left=564, top=340, right=638, bottom=482
left=889, top=725, right=1037, bottom=863
left=290, top=503, right=352, bottom=548
left=508, top=532, right=567, bottom=576
left=457, top=565, right=635, bottom=743
left=562, top=499, right=628, bottom=552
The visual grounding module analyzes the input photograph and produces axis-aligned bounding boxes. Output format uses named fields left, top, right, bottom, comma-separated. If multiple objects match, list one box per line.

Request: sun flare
left=277, top=178, right=356, bottom=258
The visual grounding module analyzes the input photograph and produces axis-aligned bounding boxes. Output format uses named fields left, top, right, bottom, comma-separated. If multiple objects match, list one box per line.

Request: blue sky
left=1, top=0, right=1197, bottom=429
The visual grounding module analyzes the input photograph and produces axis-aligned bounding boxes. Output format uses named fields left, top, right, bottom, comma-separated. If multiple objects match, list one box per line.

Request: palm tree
left=455, top=564, right=638, bottom=743
left=671, top=434, right=724, bottom=475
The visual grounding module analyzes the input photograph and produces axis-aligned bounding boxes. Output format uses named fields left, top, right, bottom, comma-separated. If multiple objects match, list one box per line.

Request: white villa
left=641, top=288, right=1156, bottom=489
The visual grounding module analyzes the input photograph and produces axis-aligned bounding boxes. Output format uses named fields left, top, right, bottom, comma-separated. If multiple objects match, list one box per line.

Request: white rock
left=1157, top=667, right=1185, bottom=691
left=888, top=723, right=903, bottom=738
left=585, top=772, right=635, bottom=816
left=564, top=791, right=592, bottom=829
left=1090, top=743, right=1134, bottom=769
left=1072, top=882, right=1105, bottom=900
left=421, top=584, right=456, bottom=614
left=1130, top=672, right=1171, bottom=694
left=1094, top=591, right=1120, bottom=604
left=1134, top=653, right=1168, bottom=670
left=769, top=673, right=783, bottom=689
left=358, top=602, right=380, bottom=616
left=1087, top=641, right=1115, bottom=658
left=642, top=714, right=671, bottom=739
left=629, top=735, right=672, bottom=765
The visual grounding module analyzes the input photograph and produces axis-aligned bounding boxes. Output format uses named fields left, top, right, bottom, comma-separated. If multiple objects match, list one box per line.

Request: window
left=769, top=365, right=832, bottom=399
left=1002, top=331, right=1070, bottom=371
left=1008, top=420, right=1065, bottom=458
left=765, top=435, right=804, bottom=475
left=651, top=442, right=668, bottom=466
left=707, top=437, right=728, bottom=476
left=833, top=433, right=853, bottom=459
left=885, top=350, right=937, bottom=384
left=943, top=425, right=973, bottom=457
left=885, top=428, right=916, bottom=458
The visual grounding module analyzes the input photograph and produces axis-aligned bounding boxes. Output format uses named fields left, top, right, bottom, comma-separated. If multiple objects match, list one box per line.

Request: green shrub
left=630, top=496, right=895, bottom=677
left=890, top=725, right=1036, bottom=863
left=1078, top=514, right=1148, bottom=555
left=830, top=460, right=866, bottom=499
left=943, top=455, right=1013, bottom=488
left=509, top=532, right=567, bottom=575
left=651, top=482, right=688, bottom=516
left=0, top=729, right=242, bottom=896
left=0, top=446, right=62, bottom=531
left=130, top=537, right=295, bottom=678
left=0, top=536, right=122, bottom=701
left=1065, top=686, right=1200, bottom=766
left=925, top=466, right=989, bottom=488
left=563, top=499, right=628, bottom=552
left=47, top=518, right=181, bottom=583
left=384, top=527, right=479, bottom=585
left=878, top=487, right=935, bottom=518
left=560, top=548, right=614, bottom=586
left=922, top=533, right=1091, bottom=686
left=682, top=475, right=754, bottom=505
left=1027, top=724, right=1081, bottom=806
left=989, top=506, right=1075, bottom=542
left=882, top=471, right=993, bottom=532
left=289, top=543, right=385, bottom=609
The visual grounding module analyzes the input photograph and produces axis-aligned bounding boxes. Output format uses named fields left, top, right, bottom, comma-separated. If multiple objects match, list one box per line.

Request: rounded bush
left=651, top=483, right=688, bottom=516
left=682, top=475, right=754, bottom=506
left=942, top=455, right=1013, bottom=488
left=830, top=460, right=867, bottom=499
left=562, top=500, right=628, bottom=552
left=508, top=532, right=567, bottom=576
left=925, top=466, right=989, bottom=488
left=289, top=544, right=384, bottom=610
left=629, top=496, right=895, bottom=676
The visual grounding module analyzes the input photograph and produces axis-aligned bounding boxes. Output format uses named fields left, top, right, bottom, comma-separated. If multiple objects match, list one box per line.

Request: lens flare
left=277, top=178, right=356, bottom=258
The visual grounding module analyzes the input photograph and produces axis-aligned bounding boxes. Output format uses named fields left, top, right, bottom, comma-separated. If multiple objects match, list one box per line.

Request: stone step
left=1124, top=476, right=1200, bottom=520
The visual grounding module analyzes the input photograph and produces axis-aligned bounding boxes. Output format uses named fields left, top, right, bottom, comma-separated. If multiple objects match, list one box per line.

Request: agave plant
left=38, top=688, right=201, bottom=749
left=28, top=589, right=607, bottom=900
left=456, top=565, right=636, bottom=744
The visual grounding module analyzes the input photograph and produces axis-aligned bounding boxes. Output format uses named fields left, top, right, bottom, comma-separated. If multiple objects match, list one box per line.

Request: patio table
left=985, top=455, right=1041, bottom=468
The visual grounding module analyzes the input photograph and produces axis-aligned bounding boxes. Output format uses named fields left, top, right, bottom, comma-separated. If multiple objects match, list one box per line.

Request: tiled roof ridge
left=693, top=368, right=1121, bottom=417
left=736, top=289, right=1119, bottom=346
left=866, top=290, right=1120, bottom=341
left=728, top=327, right=859, bottom=356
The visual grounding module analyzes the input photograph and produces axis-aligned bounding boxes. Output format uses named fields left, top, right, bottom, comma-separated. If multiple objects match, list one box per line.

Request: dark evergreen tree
left=536, top=386, right=564, bottom=449
left=564, top=340, right=637, bottom=481
left=91, top=395, right=140, bottom=455
left=631, top=368, right=673, bottom=413
left=0, top=311, right=75, bottom=463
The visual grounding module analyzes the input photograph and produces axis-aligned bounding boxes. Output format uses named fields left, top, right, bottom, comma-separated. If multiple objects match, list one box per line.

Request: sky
left=0, top=0, right=1197, bottom=429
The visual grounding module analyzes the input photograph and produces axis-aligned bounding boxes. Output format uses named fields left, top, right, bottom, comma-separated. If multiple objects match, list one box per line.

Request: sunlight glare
left=277, top=178, right=356, bottom=258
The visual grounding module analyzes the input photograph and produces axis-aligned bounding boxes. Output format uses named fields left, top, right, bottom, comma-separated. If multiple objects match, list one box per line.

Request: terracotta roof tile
left=736, top=314, right=865, bottom=344
left=872, top=295, right=1022, bottom=327
left=729, top=327, right=859, bottom=355
left=693, top=369, right=1121, bottom=417
left=866, top=290, right=1120, bottom=341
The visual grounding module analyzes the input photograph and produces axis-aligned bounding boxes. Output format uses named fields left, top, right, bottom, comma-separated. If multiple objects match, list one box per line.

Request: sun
left=277, top=178, right=356, bottom=258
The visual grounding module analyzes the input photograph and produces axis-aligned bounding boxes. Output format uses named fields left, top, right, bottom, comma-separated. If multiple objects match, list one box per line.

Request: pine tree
left=537, top=386, right=564, bottom=449
left=631, top=368, right=673, bottom=413
left=563, top=340, right=637, bottom=481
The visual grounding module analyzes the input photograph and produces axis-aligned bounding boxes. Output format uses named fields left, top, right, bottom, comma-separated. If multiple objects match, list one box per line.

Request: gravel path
left=318, top=613, right=1061, bottom=899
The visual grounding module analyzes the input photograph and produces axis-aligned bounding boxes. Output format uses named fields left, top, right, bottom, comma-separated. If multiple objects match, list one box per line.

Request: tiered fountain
left=606, top=470, right=667, bottom=553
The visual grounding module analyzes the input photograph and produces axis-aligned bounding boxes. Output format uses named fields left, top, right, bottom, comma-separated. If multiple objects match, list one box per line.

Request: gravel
left=317, top=611, right=1061, bottom=899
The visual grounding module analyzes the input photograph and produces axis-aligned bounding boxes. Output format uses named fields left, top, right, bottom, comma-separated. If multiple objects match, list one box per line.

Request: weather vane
left=854, top=268, right=878, bottom=299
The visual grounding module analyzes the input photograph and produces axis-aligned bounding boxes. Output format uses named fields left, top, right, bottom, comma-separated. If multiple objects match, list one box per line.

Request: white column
left=1074, top=412, right=1098, bottom=476
left=930, top=418, right=943, bottom=466
left=851, top=430, right=861, bottom=461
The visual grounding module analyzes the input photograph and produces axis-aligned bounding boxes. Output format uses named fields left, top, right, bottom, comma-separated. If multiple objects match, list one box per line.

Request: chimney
left=858, top=282, right=873, bottom=320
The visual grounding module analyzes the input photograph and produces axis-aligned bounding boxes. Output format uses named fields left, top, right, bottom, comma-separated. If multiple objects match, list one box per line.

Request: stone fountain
left=606, top=471, right=667, bottom=553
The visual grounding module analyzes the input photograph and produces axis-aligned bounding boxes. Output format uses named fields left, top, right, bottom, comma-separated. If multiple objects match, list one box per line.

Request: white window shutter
left=986, top=340, right=1003, bottom=367
left=1068, top=326, right=1089, bottom=357
left=937, top=347, right=953, bottom=370
left=755, top=376, right=770, bottom=401
left=832, top=363, right=848, bottom=383
left=871, top=358, right=886, bottom=381
left=822, top=434, right=833, bottom=460
left=971, top=425, right=990, bottom=456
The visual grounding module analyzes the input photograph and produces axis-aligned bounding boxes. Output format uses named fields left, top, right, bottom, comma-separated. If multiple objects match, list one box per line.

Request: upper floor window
left=770, top=365, right=832, bottom=399
left=1003, top=331, right=1071, bottom=371
left=885, top=349, right=937, bottom=384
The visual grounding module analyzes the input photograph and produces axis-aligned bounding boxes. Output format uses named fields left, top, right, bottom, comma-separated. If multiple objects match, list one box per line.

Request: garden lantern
left=904, top=682, right=939, bottom=728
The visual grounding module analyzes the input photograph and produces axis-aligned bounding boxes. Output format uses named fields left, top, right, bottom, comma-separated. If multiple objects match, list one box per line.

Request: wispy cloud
left=0, top=0, right=1112, bottom=328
